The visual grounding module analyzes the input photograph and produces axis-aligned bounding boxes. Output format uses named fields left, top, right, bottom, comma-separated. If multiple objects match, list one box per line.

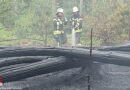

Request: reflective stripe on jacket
left=53, top=30, right=64, bottom=35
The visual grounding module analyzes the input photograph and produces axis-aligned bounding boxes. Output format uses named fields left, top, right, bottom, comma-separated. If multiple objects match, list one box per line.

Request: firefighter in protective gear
left=70, top=7, right=82, bottom=45
left=53, top=8, right=68, bottom=46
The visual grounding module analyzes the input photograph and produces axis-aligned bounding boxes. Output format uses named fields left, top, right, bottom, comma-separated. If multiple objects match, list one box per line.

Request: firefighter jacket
left=53, top=15, right=68, bottom=35
left=70, top=14, right=82, bottom=33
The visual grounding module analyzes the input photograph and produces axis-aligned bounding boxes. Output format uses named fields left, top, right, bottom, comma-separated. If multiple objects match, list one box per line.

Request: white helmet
left=73, top=7, right=78, bottom=12
left=57, top=8, right=64, bottom=13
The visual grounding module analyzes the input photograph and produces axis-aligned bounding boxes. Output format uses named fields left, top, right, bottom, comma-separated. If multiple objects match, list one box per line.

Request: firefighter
left=53, top=8, right=68, bottom=47
left=70, top=7, right=82, bottom=45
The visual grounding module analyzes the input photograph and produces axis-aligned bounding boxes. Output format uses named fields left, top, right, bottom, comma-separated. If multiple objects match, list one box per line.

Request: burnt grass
left=1, top=61, right=130, bottom=90
left=0, top=46, right=130, bottom=90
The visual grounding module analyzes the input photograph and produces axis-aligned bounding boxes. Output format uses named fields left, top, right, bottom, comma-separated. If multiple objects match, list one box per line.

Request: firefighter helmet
left=57, top=8, right=64, bottom=13
left=73, top=7, right=78, bottom=12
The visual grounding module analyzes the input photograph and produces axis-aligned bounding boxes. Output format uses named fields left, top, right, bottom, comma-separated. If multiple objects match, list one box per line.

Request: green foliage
left=0, top=0, right=129, bottom=46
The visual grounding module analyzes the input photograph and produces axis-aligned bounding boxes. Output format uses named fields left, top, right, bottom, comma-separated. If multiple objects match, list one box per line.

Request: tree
left=80, top=0, right=83, bottom=16
left=52, top=0, right=56, bottom=17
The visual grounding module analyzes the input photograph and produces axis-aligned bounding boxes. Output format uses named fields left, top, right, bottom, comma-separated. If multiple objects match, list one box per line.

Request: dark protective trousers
left=75, top=32, right=82, bottom=44
left=54, top=34, right=67, bottom=45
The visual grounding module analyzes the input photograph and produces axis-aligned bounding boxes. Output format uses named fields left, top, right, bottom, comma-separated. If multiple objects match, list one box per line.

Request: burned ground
left=0, top=45, right=130, bottom=90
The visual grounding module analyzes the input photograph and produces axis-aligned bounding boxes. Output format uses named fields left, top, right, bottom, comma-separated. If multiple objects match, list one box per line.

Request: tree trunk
left=0, top=56, right=53, bottom=68
left=0, top=56, right=86, bottom=83
left=0, top=47, right=129, bottom=66
left=44, top=28, right=48, bottom=46
left=52, top=0, right=56, bottom=16
left=98, top=45, right=130, bottom=52
left=128, top=26, right=130, bottom=41
left=80, top=0, right=83, bottom=16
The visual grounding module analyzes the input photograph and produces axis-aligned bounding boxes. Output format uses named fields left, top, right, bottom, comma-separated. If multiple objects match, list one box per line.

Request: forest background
left=0, top=0, right=129, bottom=46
